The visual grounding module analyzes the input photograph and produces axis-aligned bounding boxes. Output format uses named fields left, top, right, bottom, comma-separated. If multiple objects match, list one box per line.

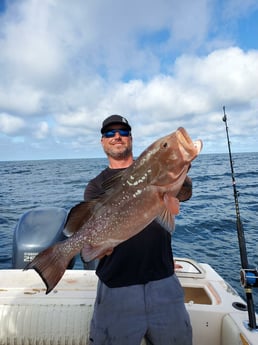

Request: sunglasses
left=102, top=129, right=131, bottom=138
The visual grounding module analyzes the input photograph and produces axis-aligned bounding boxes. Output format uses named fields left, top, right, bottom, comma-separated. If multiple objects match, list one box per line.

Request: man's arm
left=176, top=175, right=192, bottom=202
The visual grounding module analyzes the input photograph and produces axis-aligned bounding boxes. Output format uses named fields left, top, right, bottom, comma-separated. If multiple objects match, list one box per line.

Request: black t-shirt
left=84, top=167, right=174, bottom=288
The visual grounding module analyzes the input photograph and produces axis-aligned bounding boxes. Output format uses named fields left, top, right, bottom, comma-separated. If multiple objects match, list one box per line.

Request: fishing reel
left=240, top=269, right=258, bottom=288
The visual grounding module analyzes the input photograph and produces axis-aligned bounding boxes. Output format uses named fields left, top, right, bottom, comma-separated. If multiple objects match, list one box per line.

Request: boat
left=0, top=206, right=258, bottom=345
left=2, top=111, right=257, bottom=344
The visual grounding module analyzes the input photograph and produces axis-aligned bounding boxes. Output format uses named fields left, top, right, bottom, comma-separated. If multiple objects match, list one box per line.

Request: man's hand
left=176, top=175, right=192, bottom=202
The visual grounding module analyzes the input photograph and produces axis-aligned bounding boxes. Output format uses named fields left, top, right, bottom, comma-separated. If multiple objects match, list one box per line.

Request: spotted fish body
left=25, top=127, right=202, bottom=293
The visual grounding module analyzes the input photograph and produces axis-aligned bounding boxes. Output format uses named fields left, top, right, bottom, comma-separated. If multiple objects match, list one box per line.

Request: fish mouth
left=176, top=127, right=203, bottom=159
left=193, top=140, right=202, bottom=154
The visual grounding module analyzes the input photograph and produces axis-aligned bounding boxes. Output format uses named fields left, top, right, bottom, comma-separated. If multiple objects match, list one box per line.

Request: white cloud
left=0, top=0, right=257, bottom=160
left=0, top=83, right=43, bottom=115
left=0, top=1, right=64, bottom=84
left=174, top=47, right=258, bottom=108
left=34, top=121, right=49, bottom=139
left=0, top=113, right=25, bottom=134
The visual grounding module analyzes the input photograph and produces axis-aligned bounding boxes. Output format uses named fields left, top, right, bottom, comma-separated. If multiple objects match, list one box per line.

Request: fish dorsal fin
left=63, top=200, right=97, bottom=236
left=64, top=170, right=126, bottom=237
left=102, top=170, right=125, bottom=191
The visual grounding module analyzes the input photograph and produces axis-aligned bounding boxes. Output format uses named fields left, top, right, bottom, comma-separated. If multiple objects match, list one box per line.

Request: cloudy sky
left=0, top=0, right=258, bottom=161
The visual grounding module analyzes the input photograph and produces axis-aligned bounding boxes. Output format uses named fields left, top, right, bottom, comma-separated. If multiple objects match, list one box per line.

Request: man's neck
left=108, top=156, right=134, bottom=169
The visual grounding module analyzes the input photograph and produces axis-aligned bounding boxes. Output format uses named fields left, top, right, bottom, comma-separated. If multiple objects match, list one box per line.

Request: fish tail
left=24, top=243, right=73, bottom=294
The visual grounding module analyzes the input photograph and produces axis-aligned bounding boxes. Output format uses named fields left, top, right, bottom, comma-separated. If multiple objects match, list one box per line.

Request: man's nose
left=114, top=131, right=122, bottom=138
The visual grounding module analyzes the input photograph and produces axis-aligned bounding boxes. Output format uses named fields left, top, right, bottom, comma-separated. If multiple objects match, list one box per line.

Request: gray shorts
left=89, top=274, right=192, bottom=345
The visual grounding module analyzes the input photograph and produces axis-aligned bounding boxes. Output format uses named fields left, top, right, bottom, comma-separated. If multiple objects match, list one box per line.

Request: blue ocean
left=0, top=153, right=258, bottom=309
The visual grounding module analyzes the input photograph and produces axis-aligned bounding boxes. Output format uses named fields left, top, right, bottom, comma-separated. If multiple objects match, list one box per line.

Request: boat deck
left=0, top=258, right=257, bottom=345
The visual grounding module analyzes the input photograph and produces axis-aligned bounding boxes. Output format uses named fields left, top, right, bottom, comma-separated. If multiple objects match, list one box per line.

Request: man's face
left=101, top=124, right=133, bottom=160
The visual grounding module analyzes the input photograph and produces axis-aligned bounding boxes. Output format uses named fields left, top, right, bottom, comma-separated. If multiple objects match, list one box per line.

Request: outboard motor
left=12, top=206, right=75, bottom=269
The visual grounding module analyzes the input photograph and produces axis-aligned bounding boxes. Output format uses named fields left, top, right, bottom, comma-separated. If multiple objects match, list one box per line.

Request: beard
left=104, top=144, right=132, bottom=160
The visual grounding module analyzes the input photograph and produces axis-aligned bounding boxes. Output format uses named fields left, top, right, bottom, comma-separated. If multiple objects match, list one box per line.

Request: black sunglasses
left=102, top=129, right=131, bottom=138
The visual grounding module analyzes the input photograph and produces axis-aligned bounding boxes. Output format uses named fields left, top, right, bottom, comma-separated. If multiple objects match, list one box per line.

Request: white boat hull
left=0, top=258, right=257, bottom=345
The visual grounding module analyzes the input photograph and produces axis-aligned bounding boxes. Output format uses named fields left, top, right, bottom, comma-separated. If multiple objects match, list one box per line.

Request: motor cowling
left=12, top=207, right=75, bottom=269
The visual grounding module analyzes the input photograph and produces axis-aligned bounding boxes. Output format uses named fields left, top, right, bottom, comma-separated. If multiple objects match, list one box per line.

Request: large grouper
left=25, top=127, right=202, bottom=294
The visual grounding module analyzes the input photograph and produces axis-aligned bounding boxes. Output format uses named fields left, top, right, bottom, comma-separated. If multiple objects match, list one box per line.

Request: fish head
left=136, top=127, right=202, bottom=188
left=169, top=127, right=202, bottom=168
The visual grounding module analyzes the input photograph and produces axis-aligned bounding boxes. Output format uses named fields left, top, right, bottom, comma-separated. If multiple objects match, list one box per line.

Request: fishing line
left=222, top=106, right=257, bottom=330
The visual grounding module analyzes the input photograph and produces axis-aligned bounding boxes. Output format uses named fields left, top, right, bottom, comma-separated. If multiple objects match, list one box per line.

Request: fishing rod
left=222, top=106, right=258, bottom=330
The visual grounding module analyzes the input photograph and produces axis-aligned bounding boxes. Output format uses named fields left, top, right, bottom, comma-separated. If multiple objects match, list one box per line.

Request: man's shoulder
left=89, top=167, right=111, bottom=185
left=85, top=167, right=125, bottom=201
left=90, top=167, right=124, bottom=185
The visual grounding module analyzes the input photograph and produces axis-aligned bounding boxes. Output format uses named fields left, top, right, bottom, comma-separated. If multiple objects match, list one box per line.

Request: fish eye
left=163, top=142, right=168, bottom=148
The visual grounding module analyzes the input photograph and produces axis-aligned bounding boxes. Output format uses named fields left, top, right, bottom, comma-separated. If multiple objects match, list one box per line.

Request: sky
left=0, top=0, right=258, bottom=161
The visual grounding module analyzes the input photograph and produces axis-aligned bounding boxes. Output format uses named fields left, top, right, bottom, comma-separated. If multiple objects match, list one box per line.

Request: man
left=84, top=115, right=192, bottom=345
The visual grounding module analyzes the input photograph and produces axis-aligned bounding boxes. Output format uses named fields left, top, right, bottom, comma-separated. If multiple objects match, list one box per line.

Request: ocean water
left=0, top=153, right=258, bottom=309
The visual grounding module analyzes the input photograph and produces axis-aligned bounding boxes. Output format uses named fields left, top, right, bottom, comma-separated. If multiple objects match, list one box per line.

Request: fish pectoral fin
left=81, top=243, right=115, bottom=263
left=157, top=210, right=175, bottom=233
left=163, top=193, right=180, bottom=215
left=157, top=194, right=180, bottom=233
left=63, top=200, right=97, bottom=236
